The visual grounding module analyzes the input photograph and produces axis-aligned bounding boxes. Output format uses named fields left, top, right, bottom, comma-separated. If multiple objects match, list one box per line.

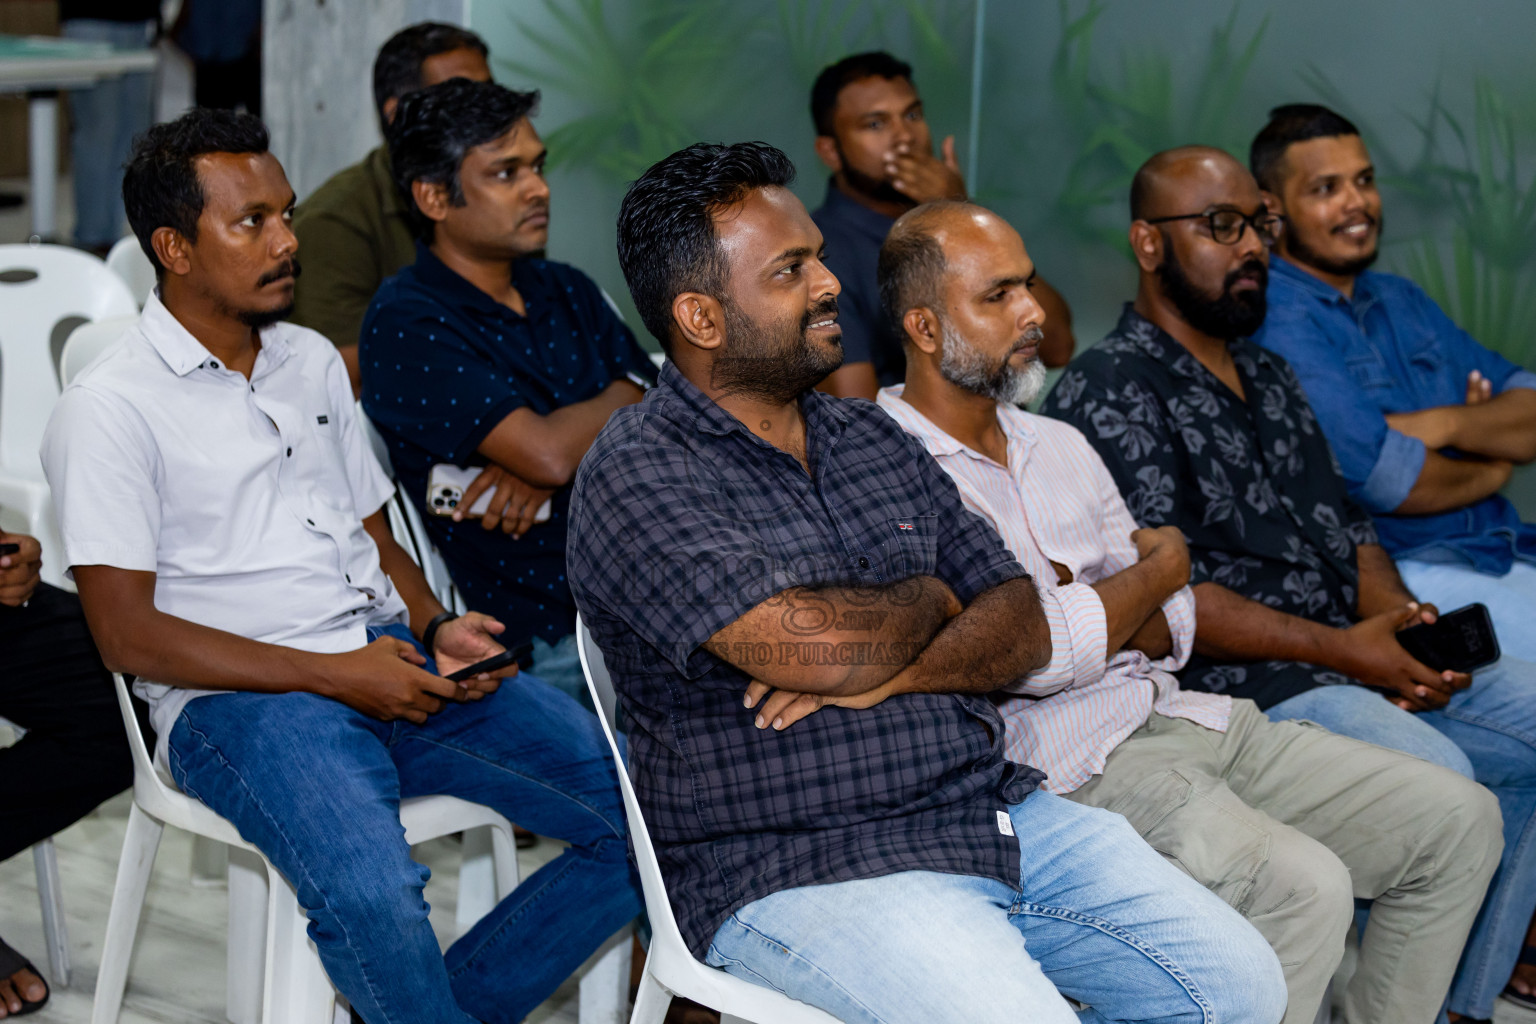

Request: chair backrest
left=110, top=671, right=250, bottom=848
left=576, top=617, right=842, bottom=1022
left=356, top=401, right=464, bottom=613
left=576, top=616, right=692, bottom=955
left=60, top=314, right=138, bottom=387
left=0, top=245, right=138, bottom=471
left=105, top=235, right=158, bottom=308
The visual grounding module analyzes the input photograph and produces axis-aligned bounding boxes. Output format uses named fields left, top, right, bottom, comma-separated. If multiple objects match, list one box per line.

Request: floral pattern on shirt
left=1041, top=306, right=1378, bottom=709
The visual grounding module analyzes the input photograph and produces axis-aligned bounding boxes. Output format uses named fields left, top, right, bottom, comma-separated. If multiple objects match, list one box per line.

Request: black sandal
left=1501, top=944, right=1536, bottom=1010
left=0, top=938, right=48, bottom=1017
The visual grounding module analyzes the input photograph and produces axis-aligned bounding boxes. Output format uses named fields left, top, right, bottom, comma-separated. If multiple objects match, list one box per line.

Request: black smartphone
left=0, top=543, right=18, bottom=556
left=1397, top=603, right=1500, bottom=674
left=446, top=640, right=534, bottom=682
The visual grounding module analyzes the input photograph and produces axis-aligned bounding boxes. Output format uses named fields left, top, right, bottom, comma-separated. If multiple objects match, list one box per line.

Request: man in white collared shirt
left=865, top=199, right=1501, bottom=1024
left=40, top=107, right=639, bottom=1024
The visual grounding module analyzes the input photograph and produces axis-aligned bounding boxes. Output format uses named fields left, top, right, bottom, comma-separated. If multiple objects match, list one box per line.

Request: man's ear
left=1260, top=189, right=1283, bottom=216
left=903, top=306, right=941, bottom=356
left=151, top=226, right=192, bottom=278
left=381, top=96, right=400, bottom=126
left=813, top=135, right=843, bottom=174
left=1128, top=220, right=1164, bottom=274
left=671, top=292, right=725, bottom=353
left=410, top=179, right=452, bottom=227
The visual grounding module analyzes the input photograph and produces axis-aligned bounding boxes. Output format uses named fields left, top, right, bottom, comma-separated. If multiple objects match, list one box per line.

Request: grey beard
left=939, top=321, right=1048, bottom=406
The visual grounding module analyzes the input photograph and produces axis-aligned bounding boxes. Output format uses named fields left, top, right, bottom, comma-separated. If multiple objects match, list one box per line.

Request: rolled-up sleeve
left=1358, top=427, right=1427, bottom=514
left=1156, top=584, right=1196, bottom=672
left=1007, top=581, right=1108, bottom=696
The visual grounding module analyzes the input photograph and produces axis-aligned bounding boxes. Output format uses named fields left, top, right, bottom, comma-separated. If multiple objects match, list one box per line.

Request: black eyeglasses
left=1144, top=208, right=1282, bottom=245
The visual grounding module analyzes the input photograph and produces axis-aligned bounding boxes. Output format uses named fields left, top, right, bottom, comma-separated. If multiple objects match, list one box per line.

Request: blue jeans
left=1399, top=557, right=1536, bottom=665
left=61, top=19, right=155, bottom=249
left=531, top=631, right=592, bottom=711
left=704, top=791, right=1288, bottom=1024
left=167, top=624, right=642, bottom=1024
left=1269, top=663, right=1536, bottom=1019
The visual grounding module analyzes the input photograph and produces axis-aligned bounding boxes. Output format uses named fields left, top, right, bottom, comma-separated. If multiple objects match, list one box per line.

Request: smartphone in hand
left=1397, top=603, right=1500, bottom=673
left=445, top=640, right=534, bottom=682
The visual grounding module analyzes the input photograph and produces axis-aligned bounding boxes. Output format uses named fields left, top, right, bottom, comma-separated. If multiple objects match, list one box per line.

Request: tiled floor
left=0, top=790, right=584, bottom=1023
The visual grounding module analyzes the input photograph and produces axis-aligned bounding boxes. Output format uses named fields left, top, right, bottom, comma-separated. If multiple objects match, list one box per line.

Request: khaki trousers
left=1066, top=699, right=1502, bottom=1024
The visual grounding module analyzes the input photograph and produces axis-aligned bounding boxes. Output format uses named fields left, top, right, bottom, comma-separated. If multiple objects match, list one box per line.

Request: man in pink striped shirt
left=867, top=199, right=1500, bottom=1024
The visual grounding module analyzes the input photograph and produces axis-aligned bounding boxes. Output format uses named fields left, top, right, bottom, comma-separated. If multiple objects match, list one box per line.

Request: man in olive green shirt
left=291, top=22, right=492, bottom=393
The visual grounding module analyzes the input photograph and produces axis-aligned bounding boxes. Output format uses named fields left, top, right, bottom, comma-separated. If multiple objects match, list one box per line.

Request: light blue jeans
left=61, top=19, right=155, bottom=249
left=704, top=791, right=1287, bottom=1024
left=1268, top=661, right=1536, bottom=1019
left=1399, top=557, right=1536, bottom=665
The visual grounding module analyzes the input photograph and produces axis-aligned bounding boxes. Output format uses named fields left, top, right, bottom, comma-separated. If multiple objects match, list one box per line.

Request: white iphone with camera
left=426, top=464, right=552, bottom=521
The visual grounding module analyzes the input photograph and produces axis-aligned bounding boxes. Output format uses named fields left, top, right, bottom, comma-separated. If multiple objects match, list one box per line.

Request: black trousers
left=0, top=584, right=133, bottom=862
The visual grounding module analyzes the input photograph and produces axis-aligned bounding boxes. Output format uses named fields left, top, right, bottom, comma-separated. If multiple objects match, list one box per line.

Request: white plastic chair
left=0, top=718, right=70, bottom=989
left=575, top=616, right=843, bottom=1024
left=93, top=673, right=520, bottom=1024
left=0, top=244, right=137, bottom=590
left=59, top=314, right=137, bottom=387
left=104, top=235, right=157, bottom=308
left=357, top=401, right=465, bottom=615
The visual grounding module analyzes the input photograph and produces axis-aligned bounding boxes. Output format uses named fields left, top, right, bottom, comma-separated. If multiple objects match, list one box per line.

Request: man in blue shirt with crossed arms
left=1250, top=104, right=1536, bottom=664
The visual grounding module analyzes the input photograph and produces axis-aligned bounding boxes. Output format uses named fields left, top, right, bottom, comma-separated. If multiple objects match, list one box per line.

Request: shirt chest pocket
left=1344, top=349, right=1395, bottom=391
left=299, top=418, right=354, bottom=510
left=878, top=513, right=940, bottom=579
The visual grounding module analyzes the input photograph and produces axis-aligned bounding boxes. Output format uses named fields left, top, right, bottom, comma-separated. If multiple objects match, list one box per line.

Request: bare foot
left=0, top=963, right=47, bottom=1017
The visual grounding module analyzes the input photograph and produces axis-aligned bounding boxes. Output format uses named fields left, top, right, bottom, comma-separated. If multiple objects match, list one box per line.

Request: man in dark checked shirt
left=566, top=141, right=1286, bottom=1024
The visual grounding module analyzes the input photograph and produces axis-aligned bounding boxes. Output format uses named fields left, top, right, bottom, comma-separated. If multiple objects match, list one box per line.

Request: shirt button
left=306, top=518, right=315, bottom=526
left=345, top=574, right=352, bottom=583
left=858, top=557, right=870, bottom=569
left=210, top=360, right=219, bottom=369
left=286, top=447, right=293, bottom=457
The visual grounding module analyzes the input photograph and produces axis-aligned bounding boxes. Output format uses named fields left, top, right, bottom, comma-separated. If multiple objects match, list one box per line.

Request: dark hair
left=810, top=51, right=914, bottom=137
left=122, top=107, right=270, bottom=278
left=1250, top=103, right=1360, bottom=192
left=387, top=78, right=540, bottom=240
left=617, top=142, right=797, bottom=354
left=372, top=22, right=488, bottom=127
left=878, top=201, right=963, bottom=342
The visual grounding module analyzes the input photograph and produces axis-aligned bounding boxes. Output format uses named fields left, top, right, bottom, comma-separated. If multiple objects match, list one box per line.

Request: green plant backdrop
left=475, top=0, right=1536, bottom=509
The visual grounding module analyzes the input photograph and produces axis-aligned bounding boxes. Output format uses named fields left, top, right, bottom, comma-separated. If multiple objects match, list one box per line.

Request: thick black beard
left=1282, top=215, right=1381, bottom=278
left=710, top=296, right=843, bottom=405
left=835, top=141, right=911, bottom=207
left=1158, top=245, right=1269, bottom=340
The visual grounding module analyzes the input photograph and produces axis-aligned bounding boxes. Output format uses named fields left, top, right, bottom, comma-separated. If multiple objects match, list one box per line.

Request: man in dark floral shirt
left=1043, top=145, right=1536, bottom=1024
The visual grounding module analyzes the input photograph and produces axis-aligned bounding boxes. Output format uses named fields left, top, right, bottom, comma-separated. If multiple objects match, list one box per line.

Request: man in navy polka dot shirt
left=361, top=79, right=657, bottom=703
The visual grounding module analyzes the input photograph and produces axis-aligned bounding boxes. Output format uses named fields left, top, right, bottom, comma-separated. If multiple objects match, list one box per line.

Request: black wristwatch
left=421, top=611, right=457, bottom=655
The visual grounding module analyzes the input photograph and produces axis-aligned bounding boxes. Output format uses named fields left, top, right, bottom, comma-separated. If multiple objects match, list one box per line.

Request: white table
left=0, top=35, right=157, bottom=240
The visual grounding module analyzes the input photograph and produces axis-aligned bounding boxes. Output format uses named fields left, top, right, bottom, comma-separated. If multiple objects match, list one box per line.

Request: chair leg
left=33, top=838, right=70, bottom=989
left=259, top=864, right=336, bottom=1024
left=489, top=821, right=519, bottom=896
left=628, top=963, right=671, bottom=1024
left=455, top=827, right=497, bottom=932
left=227, top=846, right=268, bottom=1024
left=578, top=927, right=633, bottom=1024
left=190, top=833, right=229, bottom=887
left=91, top=804, right=164, bottom=1024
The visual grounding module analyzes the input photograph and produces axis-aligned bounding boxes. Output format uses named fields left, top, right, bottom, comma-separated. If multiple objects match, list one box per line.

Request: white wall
left=263, top=0, right=467, bottom=200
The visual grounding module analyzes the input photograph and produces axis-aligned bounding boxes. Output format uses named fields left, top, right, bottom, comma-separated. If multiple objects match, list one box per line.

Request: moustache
left=799, top=296, right=840, bottom=331
left=257, top=258, right=302, bottom=288
left=1011, top=324, right=1045, bottom=355
left=1224, top=258, right=1267, bottom=292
